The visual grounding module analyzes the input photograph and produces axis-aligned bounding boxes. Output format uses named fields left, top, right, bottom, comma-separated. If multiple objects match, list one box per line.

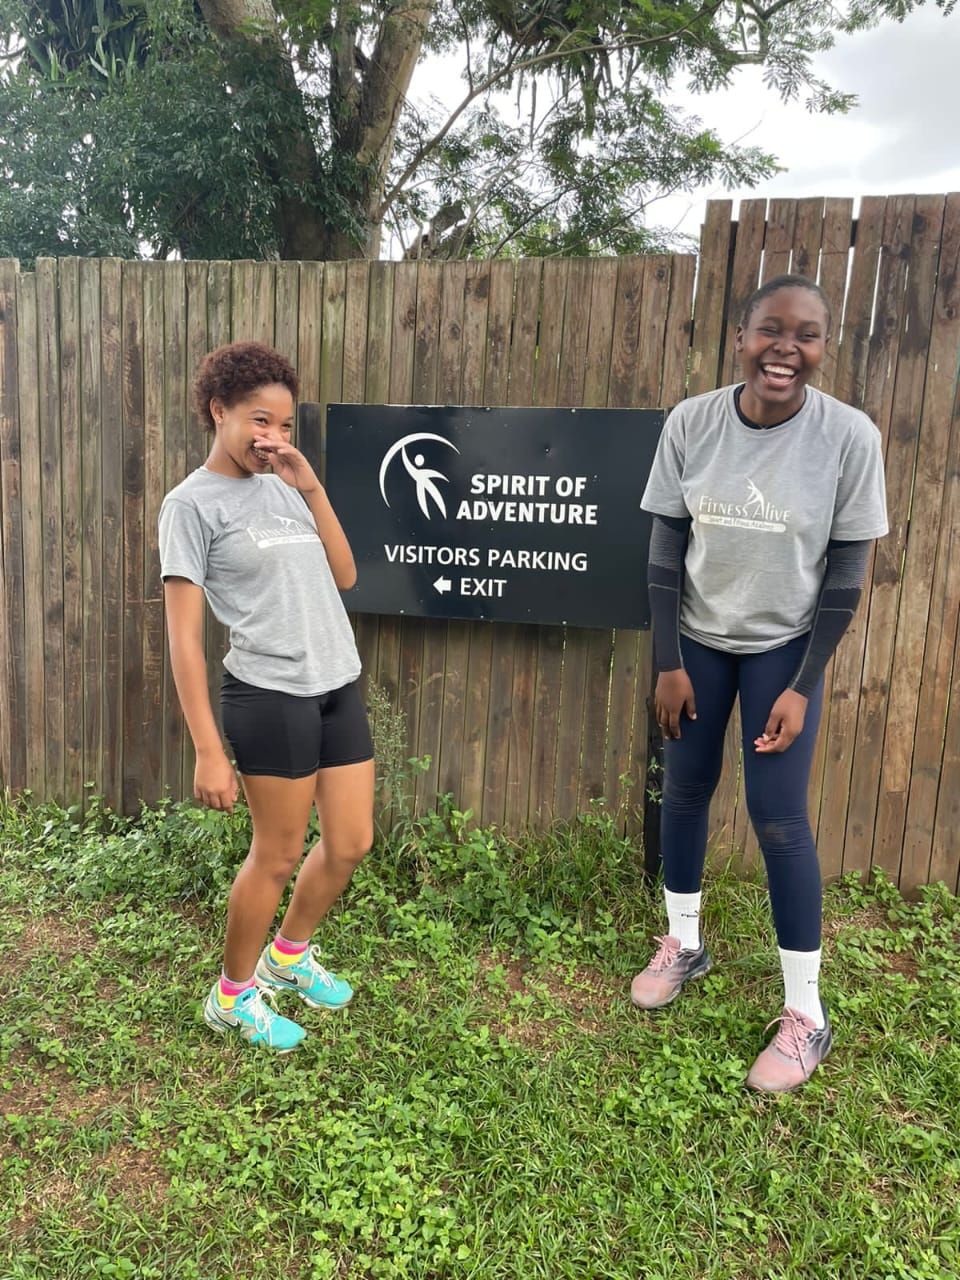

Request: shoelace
left=765, top=1007, right=815, bottom=1066
left=649, top=935, right=680, bottom=972
left=304, top=945, right=336, bottom=989
left=245, top=987, right=283, bottom=1039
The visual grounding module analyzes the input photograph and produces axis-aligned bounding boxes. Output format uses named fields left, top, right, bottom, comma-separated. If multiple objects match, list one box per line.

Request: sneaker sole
left=298, top=990, right=353, bottom=1010
left=630, top=952, right=713, bottom=1010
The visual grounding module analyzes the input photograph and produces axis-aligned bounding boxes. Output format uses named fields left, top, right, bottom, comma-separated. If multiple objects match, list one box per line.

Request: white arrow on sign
left=433, top=576, right=452, bottom=594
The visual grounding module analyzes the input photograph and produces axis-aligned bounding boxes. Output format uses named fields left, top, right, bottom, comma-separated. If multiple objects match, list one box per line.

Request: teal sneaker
left=255, top=944, right=354, bottom=1010
left=202, top=983, right=306, bottom=1052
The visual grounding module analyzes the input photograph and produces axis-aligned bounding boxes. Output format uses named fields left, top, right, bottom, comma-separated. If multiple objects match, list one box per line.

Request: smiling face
left=205, top=383, right=295, bottom=478
left=735, top=286, right=830, bottom=425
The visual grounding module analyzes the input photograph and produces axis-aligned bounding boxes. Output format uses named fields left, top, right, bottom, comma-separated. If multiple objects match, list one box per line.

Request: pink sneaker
left=630, top=935, right=712, bottom=1009
left=746, top=1004, right=832, bottom=1093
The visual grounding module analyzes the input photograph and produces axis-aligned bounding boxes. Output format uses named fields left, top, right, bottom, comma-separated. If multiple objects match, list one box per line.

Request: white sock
left=664, top=889, right=702, bottom=950
left=779, top=948, right=824, bottom=1027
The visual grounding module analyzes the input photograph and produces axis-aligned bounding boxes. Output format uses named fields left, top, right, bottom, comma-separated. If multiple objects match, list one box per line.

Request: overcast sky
left=407, top=4, right=960, bottom=246
left=655, top=4, right=960, bottom=238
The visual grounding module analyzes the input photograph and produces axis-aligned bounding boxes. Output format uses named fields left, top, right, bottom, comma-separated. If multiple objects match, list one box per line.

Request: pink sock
left=272, top=933, right=309, bottom=957
left=219, top=973, right=256, bottom=999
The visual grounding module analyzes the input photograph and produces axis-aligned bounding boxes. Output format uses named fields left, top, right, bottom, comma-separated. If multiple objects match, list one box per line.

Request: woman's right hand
left=655, top=669, right=697, bottom=740
left=194, top=747, right=239, bottom=812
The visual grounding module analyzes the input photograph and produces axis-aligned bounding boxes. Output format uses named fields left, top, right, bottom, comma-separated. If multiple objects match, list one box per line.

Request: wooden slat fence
left=1, top=193, right=958, bottom=893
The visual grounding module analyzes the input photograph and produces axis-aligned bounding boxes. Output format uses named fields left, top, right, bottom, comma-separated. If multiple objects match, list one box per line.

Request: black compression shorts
left=221, top=672, right=374, bottom=779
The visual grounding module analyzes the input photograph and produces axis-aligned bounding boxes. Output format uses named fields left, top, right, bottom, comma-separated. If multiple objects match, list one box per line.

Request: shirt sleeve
left=158, top=496, right=211, bottom=586
left=648, top=514, right=691, bottom=672
left=789, top=539, right=872, bottom=697
left=831, top=416, right=889, bottom=541
left=641, top=405, right=689, bottom=518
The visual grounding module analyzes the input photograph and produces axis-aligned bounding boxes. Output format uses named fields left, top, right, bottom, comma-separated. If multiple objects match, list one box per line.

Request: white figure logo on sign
left=378, top=432, right=460, bottom=520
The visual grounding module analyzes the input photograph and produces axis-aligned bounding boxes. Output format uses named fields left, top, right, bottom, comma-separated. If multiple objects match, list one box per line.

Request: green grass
left=1, top=790, right=958, bottom=1280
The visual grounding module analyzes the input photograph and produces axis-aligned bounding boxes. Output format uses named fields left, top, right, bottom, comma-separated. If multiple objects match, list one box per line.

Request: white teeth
left=763, top=364, right=796, bottom=377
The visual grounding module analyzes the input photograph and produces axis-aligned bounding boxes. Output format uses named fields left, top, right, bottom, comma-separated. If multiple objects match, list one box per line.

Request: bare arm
left=301, top=484, right=357, bottom=590
left=163, top=577, right=238, bottom=811
left=251, top=436, right=357, bottom=590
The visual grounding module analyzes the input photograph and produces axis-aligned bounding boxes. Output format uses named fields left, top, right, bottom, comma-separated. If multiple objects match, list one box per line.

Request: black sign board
left=324, top=404, right=663, bottom=630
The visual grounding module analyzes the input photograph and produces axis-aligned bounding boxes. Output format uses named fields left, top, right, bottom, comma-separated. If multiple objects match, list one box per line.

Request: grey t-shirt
left=641, top=385, right=889, bottom=654
left=159, top=468, right=361, bottom=696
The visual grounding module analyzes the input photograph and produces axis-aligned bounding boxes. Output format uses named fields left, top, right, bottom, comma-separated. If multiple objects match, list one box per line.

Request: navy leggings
left=661, top=633, right=824, bottom=951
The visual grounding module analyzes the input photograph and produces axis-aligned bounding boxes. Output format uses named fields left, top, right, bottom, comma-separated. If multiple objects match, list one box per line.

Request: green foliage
left=1, top=787, right=959, bottom=1277
left=1, top=787, right=251, bottom=904
left=0, top=3, right=356, bottom=261
left=11, top=0, right=153, bottom=82
left=372, top=794, right=633, bottom=962
left=365, top=681, right=422, bottom=832
left=427, top=88, right=780, bottom=258
left=0, top=0, right=953, bottom=263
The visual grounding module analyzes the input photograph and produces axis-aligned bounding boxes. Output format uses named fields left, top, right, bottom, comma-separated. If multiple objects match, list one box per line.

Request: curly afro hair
left=193, top=341, right=299, bottom=430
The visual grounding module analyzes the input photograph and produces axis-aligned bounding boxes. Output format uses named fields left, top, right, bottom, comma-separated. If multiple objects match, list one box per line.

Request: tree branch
left=331, top=3, right=361, bottom=118
left=351, top=1, right=434, bottom=167
left=453, top=1, right=474, bottom=95
left=198, top=0, right=280, bottom=46
left=752, top=0, right=807, bottom=21
left=378, top=6, right=730, bottom=218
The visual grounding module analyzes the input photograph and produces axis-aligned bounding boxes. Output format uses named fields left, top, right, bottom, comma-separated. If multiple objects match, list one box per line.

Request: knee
left=748, top=811, right=812, bottom=858
left=663, top=776, right=717, bottom=816
left=327, top=825, right=374, bottom=871
left=247, top=837, right=303, bottom=887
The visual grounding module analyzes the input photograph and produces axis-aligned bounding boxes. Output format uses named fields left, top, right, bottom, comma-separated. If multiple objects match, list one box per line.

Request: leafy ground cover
left=1, top=790, right=958, bottom=1280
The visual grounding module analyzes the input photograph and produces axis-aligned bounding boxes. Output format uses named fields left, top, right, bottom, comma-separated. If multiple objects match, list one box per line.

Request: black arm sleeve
left=789, top=539, right=871, bottom=697
left=648, top=513, right=691, bottom=673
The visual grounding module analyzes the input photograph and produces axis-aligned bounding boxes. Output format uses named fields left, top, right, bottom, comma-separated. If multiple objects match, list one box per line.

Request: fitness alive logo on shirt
left=245, top=515, right=318, bottom=548
left=696, top=478, right=791, bottom=533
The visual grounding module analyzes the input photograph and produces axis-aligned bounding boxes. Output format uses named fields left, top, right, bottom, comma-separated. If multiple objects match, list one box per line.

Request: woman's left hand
left=755, top=689, right=808, bottom=754
left=253, top=438, right=320, bottom=493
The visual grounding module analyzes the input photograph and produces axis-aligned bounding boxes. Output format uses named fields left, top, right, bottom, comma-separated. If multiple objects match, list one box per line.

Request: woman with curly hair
left=159, top=341, right=373, bottom=1052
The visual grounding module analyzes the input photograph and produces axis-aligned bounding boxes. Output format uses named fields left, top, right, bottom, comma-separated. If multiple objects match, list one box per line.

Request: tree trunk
left=198, top=0, right=433, bottom=259
left=327, top=0, right=435, bottom=258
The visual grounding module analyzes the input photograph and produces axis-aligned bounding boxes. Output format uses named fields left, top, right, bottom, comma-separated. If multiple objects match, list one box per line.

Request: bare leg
left=279, top=759, right=375, bottom=942
left=222, top=772, right=317, bottom=981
